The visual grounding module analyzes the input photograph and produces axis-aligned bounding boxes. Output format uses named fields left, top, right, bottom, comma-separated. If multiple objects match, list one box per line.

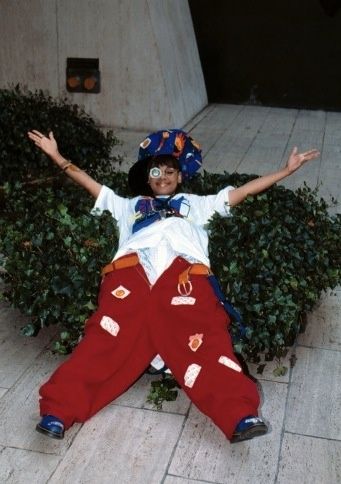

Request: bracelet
left=66, top=164, right=81, bottom=172
left=61, top=161, right=72, bottom=171
left=60, top=161, right=81, bottom=172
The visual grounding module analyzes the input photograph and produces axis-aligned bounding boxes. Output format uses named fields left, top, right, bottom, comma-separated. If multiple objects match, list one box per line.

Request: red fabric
left=39, top=257, right=259, bottom=439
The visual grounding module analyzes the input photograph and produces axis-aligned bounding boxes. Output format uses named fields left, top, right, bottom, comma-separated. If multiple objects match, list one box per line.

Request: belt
left=102, top=255, right=211, bottom=288
left=101, top=254, right=139, bottom=276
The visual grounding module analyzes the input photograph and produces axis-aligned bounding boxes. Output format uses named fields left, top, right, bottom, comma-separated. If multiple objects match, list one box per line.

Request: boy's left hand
left=286, top=147, right=320, bottom=174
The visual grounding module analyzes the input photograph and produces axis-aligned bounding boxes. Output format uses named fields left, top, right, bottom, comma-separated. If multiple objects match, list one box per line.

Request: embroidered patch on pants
left=111, top=285, right=130, bottom=299
left=100, top=316, right=120, bottom=337
left=171, top=296, right=196, bottom=305
left=188, top=333, right=203, bottom=352
left=218, top=355, right=242, bottom=372
left=184, top=363, right=202, bottom=388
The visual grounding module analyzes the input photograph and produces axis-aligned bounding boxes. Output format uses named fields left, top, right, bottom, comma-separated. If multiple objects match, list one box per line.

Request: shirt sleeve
left=91, top=185, right=130, bottom=221
left=187, top=186, right=235, bottom=225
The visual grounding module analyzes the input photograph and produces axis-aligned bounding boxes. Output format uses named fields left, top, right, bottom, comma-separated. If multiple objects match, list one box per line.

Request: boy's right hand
left=27, top=130, right=59, bottom=159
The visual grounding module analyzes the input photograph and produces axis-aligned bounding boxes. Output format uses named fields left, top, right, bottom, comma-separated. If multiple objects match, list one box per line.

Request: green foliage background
left=1, top=86, right=340, bottom=364
left=187, top=173, right=340, bottom=357
left=0, top=85, right=119, bottom=184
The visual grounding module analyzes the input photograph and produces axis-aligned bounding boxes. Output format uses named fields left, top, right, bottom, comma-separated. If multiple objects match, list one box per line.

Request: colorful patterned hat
left=128, top=129, right=202, bottom=196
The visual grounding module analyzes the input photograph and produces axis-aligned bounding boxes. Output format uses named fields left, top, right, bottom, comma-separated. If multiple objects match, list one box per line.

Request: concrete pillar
left=0, top=0, right=207, bottom=130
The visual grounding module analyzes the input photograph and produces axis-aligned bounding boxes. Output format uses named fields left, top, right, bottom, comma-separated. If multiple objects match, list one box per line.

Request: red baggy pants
left=39, top=256, right=260, bottom=439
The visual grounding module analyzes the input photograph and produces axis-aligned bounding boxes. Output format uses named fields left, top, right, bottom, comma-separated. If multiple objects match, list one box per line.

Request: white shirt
left=92, top=185, right=234, bottom=285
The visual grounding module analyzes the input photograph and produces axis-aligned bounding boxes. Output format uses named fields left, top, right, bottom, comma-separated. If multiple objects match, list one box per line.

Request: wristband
left=61, top=161, right=72, bottom=171
left=61, top=161, right=81, bottom=172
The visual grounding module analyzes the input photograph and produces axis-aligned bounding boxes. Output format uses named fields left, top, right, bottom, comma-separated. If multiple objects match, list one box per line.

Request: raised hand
left=229, top=146, right=320, bottom=207
left=27, top=130, right=59, bottom=159
left=27, top=129, right=102, bottom=198
left=286, top=147, right=320, bottom=174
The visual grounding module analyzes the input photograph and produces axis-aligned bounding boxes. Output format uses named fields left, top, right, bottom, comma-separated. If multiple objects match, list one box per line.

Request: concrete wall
left=0, top=0, right=207, bottom=130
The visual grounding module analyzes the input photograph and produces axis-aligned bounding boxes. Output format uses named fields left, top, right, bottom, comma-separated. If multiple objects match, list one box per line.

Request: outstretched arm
left=228, top=147, right=320, bottom=207
left=27, top=130, right=102, bottom=198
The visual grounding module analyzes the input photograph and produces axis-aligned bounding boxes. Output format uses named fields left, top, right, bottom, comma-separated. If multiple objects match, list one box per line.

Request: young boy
left=27, top=128, right=319, bottom=443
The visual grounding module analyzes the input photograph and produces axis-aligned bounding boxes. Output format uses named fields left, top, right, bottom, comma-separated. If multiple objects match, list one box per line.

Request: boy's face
left=148, top=164, right=182, bottom=196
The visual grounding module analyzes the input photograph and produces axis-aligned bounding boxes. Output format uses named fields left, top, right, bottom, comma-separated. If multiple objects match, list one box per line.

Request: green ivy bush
left=0, top=85, right=123, bottom=351
left=0, top=85, right=120, bottom=184
left=0, top=182, right=118, bottom=353
left=187, top=172, right=341, bottom=358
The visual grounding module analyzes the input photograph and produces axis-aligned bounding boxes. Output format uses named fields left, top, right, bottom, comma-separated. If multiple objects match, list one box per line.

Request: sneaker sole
left=231, top=423, right=268, bottom=444
left=36, top=424, right=64, bottom=440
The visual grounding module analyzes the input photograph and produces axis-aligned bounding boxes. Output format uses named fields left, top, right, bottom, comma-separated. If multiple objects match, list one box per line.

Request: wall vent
left=66, top=58, right=100, bottom=93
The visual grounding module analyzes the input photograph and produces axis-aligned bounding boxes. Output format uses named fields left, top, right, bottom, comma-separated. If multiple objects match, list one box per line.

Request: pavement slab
left=164, top=477, right=211, bottom=484
left=285, top=346, right=341, bottom=440
left=324, top=111, right=341, bottom=145
left=188, top=104, right=243, bottom=133
left=0, top=447, right=60, bottom=484
left=276, top=433, right=341, bottom=484
left=236, top=132, right=289, bottom=174
left=168, top=380, right=287, bottom=484
left=203, top=106, right=271, bottom=172
left=0, top=303, right=56, bottom=388
left=298, top=288, right=341, bottom=350
left=318, top=143, right=341, bottom=202
left=259, top=107, right=298, bottom=135
left=0, top=350, right=81, bottom=454
left=294, top=109, right=327, bottom=132
left=49, top=406, right=185, bottom=484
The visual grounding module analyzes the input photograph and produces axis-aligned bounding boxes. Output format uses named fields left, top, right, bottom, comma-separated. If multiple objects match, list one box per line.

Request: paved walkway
left=0, top=104, right=340, bottom=483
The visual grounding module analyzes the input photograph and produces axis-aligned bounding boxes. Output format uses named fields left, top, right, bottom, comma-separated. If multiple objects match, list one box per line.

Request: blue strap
left=207, top=274, right=246, bottom=339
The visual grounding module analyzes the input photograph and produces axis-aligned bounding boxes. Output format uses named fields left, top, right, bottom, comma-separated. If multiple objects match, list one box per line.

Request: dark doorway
left=189, top=0, right=341, bottom=110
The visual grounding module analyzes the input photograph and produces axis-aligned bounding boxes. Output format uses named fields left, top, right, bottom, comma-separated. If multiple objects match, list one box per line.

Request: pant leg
left=39, top=264, right=156, bottom=428
left=149, top=258, right=260, bottom=440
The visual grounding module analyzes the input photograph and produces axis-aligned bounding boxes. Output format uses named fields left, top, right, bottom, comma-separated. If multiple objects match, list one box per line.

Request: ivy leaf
left=273, top=365, right=288, bottom=377
left=20, top=323, right=39, bottom=337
